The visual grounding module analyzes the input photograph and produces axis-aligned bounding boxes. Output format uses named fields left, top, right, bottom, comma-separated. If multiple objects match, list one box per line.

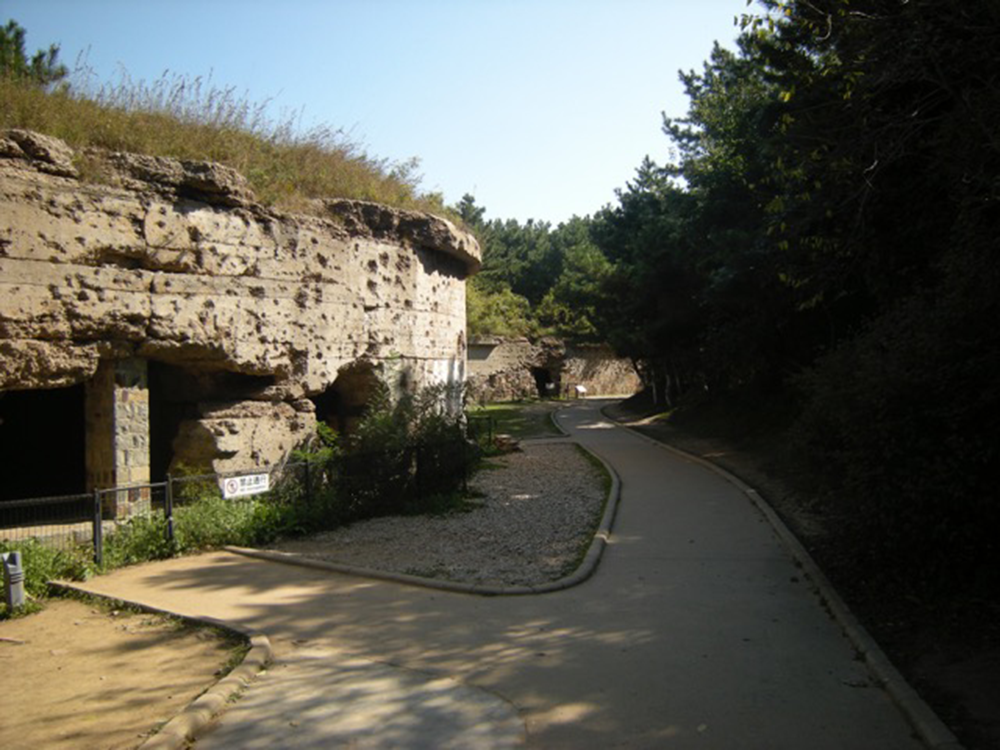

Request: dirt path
left=0, top=598, right=240, bottom=750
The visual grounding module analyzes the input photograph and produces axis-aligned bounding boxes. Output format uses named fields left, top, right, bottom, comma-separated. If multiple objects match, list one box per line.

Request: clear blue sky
left=6, top=0, right=747, bottom=224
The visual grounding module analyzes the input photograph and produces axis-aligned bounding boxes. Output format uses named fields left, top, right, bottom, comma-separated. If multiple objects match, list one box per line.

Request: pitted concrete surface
left=75, top=400, right=932, bottom=749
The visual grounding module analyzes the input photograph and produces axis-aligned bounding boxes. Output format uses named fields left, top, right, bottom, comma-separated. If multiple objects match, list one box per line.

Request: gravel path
left=267, top=442, right=606, bottom=587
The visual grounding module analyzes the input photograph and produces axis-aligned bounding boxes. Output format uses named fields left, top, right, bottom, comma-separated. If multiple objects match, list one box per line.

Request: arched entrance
left=310, top=361, right=381, bottom=437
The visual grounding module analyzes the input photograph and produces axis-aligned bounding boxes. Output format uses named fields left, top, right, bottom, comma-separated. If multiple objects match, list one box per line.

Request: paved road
left=77, top=400, right=929, bottom=749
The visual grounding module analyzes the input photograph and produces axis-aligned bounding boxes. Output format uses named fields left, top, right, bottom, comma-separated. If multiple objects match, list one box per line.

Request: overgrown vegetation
left=0, top=539, right=93, bottom=606
left=0, top=19, right=451, bottom=218
left=334, top=381, right=474, bottom=518
left=0, top=381, right=479, bottom=617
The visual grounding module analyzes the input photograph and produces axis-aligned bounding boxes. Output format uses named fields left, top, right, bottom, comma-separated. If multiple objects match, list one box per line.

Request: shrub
left=0, top=538, right=95, bottom=600
left=102, top=513, right=175, bottom=568
left=173, top=496, right=272, bottom=551
left=791, top=261, right=1000, bottom=595
left=339, top=381, right=475, bottom=518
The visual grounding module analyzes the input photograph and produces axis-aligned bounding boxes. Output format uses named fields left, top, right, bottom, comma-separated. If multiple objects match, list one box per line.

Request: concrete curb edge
left=225, top=438, right=622, bottom=598
left=549, top=401, right=571, bottom=436
left=607, top=415, right=964, bottom=750
left=49, top=581, right=274, bottom=750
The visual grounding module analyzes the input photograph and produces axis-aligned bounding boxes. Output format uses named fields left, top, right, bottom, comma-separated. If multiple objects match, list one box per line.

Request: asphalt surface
left=72, top=400, right=950, bottom=749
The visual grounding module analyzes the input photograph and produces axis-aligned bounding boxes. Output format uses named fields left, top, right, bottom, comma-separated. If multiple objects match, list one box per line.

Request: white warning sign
left=222, top=473, right=270, bottom=499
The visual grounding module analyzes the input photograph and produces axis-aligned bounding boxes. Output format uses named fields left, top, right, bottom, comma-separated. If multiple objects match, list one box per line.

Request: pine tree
left=0, top=20, right=67, bottom=86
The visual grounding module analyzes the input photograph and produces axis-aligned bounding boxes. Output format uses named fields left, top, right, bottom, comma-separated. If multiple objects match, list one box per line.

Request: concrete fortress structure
left=0, top=129, right=480, bottom=508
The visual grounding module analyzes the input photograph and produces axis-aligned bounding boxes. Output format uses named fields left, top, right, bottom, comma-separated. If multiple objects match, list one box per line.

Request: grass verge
left=467, top=400, right=563, bottom=441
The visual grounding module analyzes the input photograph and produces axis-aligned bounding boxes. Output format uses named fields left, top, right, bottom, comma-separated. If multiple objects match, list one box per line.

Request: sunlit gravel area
left=267, top=442, right=607, bottom=587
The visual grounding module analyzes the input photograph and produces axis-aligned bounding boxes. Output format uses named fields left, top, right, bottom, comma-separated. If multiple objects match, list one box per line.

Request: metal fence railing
left=0, top=436, right=482, bottom=566
left=0, top=492, right=96, bottom=552
left=466, top=414, right=495, bottom=446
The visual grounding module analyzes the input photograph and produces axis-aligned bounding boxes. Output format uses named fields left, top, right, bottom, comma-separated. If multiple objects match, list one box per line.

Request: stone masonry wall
left=84, top=358, right=151, bottom=516
left=0, top=130, right=480, bottom=481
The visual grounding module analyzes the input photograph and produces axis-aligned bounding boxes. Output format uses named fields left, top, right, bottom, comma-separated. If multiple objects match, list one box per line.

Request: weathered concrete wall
left=0, top=129, right=479, bottom=484
left=466, top=337, right=539, bottom=402
left=467, top=336, right=640, bottom=403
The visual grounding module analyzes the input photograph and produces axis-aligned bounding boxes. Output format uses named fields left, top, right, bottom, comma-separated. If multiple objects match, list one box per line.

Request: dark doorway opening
left=531, top=367, right=559, bottom=398
left=311, top=361, right=380, bottom=437
left=148, top=362, right=275, bottom=481
left=0, top=385, right=86, bottom=501
left=149, top=363, right=190, bottom=482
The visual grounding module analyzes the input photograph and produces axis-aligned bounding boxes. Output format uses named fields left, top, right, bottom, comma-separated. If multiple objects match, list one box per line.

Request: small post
left=92, top=489, right=103, bottom=567
left=304, top=460, right=312, bottom=505
left=462, top=439, right=469, bottom=494
left=2, top=551, right=25, bottom=610
left=165, top=474, right=174, bottom=544
left=415, top=444, right=423, bottom=502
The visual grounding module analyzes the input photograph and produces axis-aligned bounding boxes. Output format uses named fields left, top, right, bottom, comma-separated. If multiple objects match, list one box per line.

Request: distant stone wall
left=0, top=130, right=479, bottom=496
left=466, top=337, right=539, bottom=402
left=562, top=345, right=641, bottom=397
left=467, top=337, right=639, bottom=403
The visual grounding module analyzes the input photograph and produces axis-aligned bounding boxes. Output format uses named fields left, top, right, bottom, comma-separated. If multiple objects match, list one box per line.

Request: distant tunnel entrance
left=531, top=367, right=560, bottom=398
left=0, top=385, right=86, bottom=501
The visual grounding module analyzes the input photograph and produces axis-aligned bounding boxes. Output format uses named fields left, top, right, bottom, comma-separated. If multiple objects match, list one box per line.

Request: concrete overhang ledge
left=323, top=198, right=482, bottom=276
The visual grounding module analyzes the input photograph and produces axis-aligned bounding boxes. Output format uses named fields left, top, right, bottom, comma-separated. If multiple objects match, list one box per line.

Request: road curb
left=49, top=581, right=274, bottom=750
left=608, top=415, right=964, bottom=750
left=226, top=438, right=621, bottom=597
left=549, top=401, right=571, bottom=436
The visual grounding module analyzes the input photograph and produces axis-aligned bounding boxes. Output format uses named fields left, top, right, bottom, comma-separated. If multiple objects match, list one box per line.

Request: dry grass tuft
left=0, top=67, right=453, bottom=219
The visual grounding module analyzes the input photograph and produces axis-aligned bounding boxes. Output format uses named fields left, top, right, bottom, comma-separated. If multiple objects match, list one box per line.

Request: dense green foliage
left=457, top=195, right=610, bottom=341
left=336, top=381, right=474, bottom=518
left=589, top=0, right=1000, bottom=596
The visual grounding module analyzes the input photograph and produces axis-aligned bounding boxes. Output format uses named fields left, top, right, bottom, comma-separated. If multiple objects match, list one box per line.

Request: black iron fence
left=0, top=437, right=479, bottom=566
left=0, top=492, right=96, bottom=553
